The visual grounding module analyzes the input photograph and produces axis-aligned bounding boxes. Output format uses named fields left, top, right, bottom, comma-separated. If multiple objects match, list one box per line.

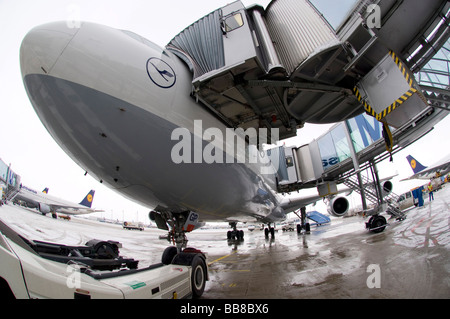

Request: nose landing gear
left=149, top=209, right=208, bottom=298
left=149, top=209, right=204, bottom=252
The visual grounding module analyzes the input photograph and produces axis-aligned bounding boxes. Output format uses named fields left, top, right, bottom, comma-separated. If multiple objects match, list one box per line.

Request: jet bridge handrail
left=417, top=44, right=450, bottom=90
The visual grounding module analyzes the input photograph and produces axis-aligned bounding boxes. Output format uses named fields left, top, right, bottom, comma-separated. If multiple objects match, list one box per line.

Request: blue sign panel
left=318, top=113, right=390, bottom=171
left=347, top=113, right=383, bottom=153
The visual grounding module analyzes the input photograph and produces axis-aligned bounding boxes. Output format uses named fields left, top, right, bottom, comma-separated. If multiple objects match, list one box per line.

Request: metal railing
left=416, top=41, right=450, bottom=90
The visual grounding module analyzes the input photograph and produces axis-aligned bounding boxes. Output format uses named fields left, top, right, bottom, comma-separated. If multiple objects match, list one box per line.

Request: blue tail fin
left=406, top=155, right=427, bottom=174
left=79, top=190, right=95, bottom=207
left=42, top=188, right=49, bottom=194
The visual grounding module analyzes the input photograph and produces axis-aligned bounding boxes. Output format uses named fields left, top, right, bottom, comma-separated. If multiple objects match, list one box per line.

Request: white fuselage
left=20, top=22, right=285, bottom=223
left=15, top=186, right=95, bottom=215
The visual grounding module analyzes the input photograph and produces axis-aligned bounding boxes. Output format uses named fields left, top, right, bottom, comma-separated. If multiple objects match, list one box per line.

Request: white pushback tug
left=0, top=214, right=207, bottom=299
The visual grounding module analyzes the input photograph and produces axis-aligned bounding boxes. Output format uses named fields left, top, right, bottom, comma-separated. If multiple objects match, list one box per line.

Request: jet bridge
left=167, top=0, right=449, bottom=141
left=270, top=100, right=449, bottom=194
left=271, top=33, right=449, bottom=189
left=267, top=100, right=447, bottom=227
left=269, top=36, right=449, bottom=223
left=0, top=158, right=21, bottom=203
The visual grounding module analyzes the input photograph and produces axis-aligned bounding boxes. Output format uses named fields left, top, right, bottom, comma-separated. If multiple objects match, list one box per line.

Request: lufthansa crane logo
left=87, top=194, right=93, bottom=203
left=146, top=57, right=176, bottom=89
left=411, top=160, right=416, bottom=169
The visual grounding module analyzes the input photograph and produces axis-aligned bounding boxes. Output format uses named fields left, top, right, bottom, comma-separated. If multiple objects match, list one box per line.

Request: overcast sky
left=0, top=0, right=448, bottom=223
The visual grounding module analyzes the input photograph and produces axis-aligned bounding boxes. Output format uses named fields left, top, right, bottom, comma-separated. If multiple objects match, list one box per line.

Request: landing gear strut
left=149, top=209, right=204, bottom=252
left=264, top=223, right=275, bottom=238
left=150, top=209, right=208, bottom=298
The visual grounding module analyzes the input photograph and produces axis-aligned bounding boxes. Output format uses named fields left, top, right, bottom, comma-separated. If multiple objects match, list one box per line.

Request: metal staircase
left=338, top=40, right=449, bottom=225
left=341, top=169, right=405, bottom=221
left=4, top=186, right=20, bottom=202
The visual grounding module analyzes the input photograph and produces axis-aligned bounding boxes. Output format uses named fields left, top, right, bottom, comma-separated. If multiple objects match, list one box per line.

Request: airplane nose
left=20, top=21, right=79, bottom=77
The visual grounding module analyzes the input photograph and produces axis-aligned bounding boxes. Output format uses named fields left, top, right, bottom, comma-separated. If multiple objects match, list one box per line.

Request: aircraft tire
left=161, top=246, right=178, bottom=265
left=369, top=215, right=387, bottom=233
left=305, top=223, right=310, bottom=232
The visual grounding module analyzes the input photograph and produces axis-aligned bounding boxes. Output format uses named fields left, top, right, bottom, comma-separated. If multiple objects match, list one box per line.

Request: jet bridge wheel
left=367, top=215, right=387, bottom=233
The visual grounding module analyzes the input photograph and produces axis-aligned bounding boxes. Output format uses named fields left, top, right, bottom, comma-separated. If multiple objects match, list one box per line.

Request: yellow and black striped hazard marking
left=353, top=50, right=426, bottom=122
left=353, top=86, right=418, bottom=121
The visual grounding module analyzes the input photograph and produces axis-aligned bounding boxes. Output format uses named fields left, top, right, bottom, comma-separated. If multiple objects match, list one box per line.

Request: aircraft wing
left=401, top=162, right=450, bottom=181
left=280, top=186, right=350, bottom=213
left=52, top=189, right=102, bottom=215
left=51, top=205, right=104, bottom=215
left=280, top=173, right=397, bottom=213
left=280, top=193, right=324, bottom=213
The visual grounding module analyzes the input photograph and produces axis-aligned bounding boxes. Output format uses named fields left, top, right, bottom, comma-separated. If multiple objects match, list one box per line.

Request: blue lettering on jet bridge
left=354, top=114, right=382, bottom=148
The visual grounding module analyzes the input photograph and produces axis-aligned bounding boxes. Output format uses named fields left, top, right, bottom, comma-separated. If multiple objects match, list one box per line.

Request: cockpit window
left=120, top=30, right=168, bottom=56
left=121, top=29, right=142, bottom=42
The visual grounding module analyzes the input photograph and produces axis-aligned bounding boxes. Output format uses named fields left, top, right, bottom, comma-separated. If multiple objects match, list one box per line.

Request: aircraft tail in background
left=406, top=155, right=428, bottom=174
left=79, top=190, right=95, bottom=208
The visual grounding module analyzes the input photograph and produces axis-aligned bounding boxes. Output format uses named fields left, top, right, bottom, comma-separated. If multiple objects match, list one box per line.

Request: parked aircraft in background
left=403, top=154, right=450, bottom=181
left=14, top=187, right=102, bottom=217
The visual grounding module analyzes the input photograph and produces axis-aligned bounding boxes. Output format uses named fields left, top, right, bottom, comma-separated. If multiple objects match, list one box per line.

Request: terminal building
left=0, top=158, right=21, bottom=204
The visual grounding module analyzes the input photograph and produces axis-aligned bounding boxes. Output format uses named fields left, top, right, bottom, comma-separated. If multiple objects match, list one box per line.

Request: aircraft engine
left=38, top=203, right=51, bottom=215
left=327, top=197, right=349, bottom=217
left=382, top=181, right=393, bottom=197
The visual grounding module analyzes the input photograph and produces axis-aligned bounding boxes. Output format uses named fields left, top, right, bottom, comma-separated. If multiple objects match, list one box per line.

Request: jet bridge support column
left=344, top=122, right=368, bottom=211
left=364, top=160, right=388, bottom=233
left=369, top=160, right=384, bottom=206
left=356, top=174, right=367, bottom=211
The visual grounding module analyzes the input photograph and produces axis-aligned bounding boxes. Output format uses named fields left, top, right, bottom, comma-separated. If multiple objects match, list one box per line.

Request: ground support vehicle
left=0, top=219, right=208, bottom=299
left=282, top=222, right=295, bottom=232
left=123, top=221, right=144, bottom=231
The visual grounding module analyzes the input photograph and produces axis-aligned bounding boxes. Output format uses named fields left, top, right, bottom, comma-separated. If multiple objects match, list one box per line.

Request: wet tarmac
left=203, top=216, right=449, bottom=299
left=1, top=184, right=449, bottom=299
